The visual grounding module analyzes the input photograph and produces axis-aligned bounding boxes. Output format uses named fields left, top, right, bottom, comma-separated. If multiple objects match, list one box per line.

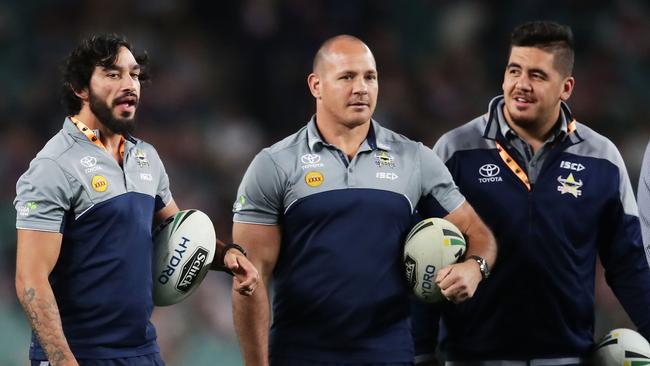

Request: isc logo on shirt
left=560, top=161, right=585, bottom=171
left=376, top=172, right=398, bottom=180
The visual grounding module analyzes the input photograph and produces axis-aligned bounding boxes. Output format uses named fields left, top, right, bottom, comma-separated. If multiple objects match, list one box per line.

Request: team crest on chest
left=557, top=173, right=583, bottom=198
left=374, top=151, right=395, bottom=168
left=135, top=149, right=149, bottom=168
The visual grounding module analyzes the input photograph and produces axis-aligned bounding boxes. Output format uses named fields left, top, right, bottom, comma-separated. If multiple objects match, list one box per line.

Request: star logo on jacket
left=557, top=173, right=583, bottom=198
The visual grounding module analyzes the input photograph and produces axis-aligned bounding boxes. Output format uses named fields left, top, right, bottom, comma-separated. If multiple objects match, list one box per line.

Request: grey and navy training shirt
left=233, top=117, right=464, bottom=363
left=15, top=117, right=172, bottom=360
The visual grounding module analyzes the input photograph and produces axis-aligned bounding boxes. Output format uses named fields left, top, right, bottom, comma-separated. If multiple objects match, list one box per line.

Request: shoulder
left=374, top=123, right=426, bottom=156
left=260, top=125, right=309, bottom=162
left=567, top=122, right=624, bottom=168
left=434, top=115, right=493, bottom=162
left=34, top=129, right=76, bottom=162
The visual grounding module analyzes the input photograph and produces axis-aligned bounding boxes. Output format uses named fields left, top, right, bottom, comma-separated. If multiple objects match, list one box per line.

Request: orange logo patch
left=91, top=175, right=108, bottom=192
left=305, top=171, right=324, bottom=187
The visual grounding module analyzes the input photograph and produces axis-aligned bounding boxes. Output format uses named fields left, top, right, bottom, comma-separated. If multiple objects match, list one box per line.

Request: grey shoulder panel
left=35, top=130, right=76, bottom=161
left=565, top=123, right=624, bottom=164
left=567, top=122, right=637, bottom=217
left=433, top=116, right=494, bottom=162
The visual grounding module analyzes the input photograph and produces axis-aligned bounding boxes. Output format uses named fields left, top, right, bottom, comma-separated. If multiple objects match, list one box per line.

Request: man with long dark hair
left=14, top=34, right=258, bottom=366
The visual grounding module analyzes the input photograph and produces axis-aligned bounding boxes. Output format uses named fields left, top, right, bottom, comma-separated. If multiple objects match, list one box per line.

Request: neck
left=315, top=113, right=370, bottom=160
left=73, top=108, right=123, bottom=150
left=504, top=106, right=560, bottom=153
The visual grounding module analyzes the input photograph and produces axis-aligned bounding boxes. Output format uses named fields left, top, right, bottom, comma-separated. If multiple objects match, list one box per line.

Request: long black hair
left=61, top=33, right=149, bottom=115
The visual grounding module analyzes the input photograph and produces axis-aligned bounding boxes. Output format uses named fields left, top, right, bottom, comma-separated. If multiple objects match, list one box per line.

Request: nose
left=515, top=75, right=532, bottom=92
left=352, top=77, right=368, bottom=95
left=120, top=73, right=137, bottom=92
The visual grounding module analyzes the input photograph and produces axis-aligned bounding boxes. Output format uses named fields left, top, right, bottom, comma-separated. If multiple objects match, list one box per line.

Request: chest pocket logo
left=305, top=171, right=324, bottom=187
left=478, top=164, right=503, bottom=183
left=557, top=173, right=583, bottom=198
left=92, top=175, right=108, bottom=192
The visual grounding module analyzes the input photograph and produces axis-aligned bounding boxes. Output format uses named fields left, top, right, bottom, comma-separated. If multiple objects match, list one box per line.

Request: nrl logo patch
left=557, top=173, right=583, bottom=198
left=374, top=150, right=395, bottom=168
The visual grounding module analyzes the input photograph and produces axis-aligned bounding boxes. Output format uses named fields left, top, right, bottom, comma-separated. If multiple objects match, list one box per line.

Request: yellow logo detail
left=92, top=175, right=108, bottom=192
left=305, top=171, right=324, bottom=187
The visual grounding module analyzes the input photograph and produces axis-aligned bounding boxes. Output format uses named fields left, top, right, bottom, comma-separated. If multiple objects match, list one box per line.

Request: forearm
left=232, top=281, right=271, bottom=366
left=17, top=281, right=77, bottom=366
left=464, top=221, right=497, bottom=268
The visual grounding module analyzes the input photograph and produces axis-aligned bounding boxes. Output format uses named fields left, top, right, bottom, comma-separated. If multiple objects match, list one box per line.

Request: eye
left=531, top=72, right=546, bottom=80
left=131, top=73, right=140, bottom=80
left=508, top=68, right=520, bottom=76
left=366, top=74, right=377, bottom=81
left=107, top=72, right=119, bottom=79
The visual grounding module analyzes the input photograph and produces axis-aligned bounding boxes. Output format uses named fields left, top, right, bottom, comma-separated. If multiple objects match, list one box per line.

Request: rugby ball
left=594, top=328, right=650, bottom=366
left=152, top=209, right=216, bottom=306
left=403, top=218, right=466, bottom=303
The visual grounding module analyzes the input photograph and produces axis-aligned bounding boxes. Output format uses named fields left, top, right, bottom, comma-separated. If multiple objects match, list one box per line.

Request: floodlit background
left=1, top=1, right=649, bottom=364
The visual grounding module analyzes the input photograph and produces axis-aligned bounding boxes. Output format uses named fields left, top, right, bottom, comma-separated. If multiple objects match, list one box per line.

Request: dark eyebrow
left=101, top=64, right=141, bottom=72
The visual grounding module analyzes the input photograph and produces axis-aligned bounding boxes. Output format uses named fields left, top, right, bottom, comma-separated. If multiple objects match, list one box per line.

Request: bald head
left=313, top=35, right=375, bottom=73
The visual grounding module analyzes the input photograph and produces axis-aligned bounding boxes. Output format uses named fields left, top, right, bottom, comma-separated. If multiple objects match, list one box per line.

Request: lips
left=114, top=94, right=138, bottom=114
left=115, top=95, right=138, bottom=107
left=512, top=95, right=534, bottom=104
left=348, top=101, right=369, bottom=107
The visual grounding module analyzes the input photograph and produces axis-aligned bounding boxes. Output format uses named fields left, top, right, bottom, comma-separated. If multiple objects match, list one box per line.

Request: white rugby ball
left=152, top=209, right=216, bottom=306
left=594, top=328, right=650, bottom=366
left=404, top=217, right=466, bottom=303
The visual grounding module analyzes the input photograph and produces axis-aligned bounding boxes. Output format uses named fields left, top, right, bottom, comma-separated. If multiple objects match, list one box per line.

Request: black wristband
left=217, top=243, right=247, bottom=276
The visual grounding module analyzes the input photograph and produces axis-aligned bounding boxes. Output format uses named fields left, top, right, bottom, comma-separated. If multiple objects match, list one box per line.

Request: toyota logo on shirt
left=478, top=164, right=503, bottom=183
left=80, top=156, right=97, bottom=168
left=301, top=154, right=321, bottom=164
left=479, top=164, right=500, bottom=177
left=300, top=154, right=324, bottom=170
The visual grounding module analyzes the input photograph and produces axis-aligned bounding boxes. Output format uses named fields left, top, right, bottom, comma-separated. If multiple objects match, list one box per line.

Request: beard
left=89, top=90, right=137, bottom=135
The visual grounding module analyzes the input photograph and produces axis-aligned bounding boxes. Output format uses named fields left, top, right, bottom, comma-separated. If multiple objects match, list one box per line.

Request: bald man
left=231, top=35, right=496, bottom=365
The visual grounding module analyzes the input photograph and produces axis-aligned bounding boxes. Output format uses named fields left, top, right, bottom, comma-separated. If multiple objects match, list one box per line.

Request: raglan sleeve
left=233, top=149, right=285, bottom=225
left=416, top=142, right=465, bottom=218
left=14, top=158, right=72, bottom=233
left=600, top=142, right=650, bottom=340
left=150, top=147, right=173, bottom=211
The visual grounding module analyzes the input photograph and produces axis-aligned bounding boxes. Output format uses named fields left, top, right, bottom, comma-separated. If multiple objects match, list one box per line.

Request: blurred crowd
left=1, top=0, right=649, bottom=364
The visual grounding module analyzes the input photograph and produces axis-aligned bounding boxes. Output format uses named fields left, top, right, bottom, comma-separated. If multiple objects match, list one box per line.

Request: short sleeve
left=638, top=140, right=650, bottom=249
left=232, top=150, right=285, bottom=225
left=15, top=158, right=72, bottom=232
left=152, top=149, right=173, bottom=211
left=417, top=144, right=465, bottom=217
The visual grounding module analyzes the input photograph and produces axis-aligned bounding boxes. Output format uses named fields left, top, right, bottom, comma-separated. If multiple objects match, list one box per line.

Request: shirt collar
left=306, top=115, right=391, bottom=152
left=493, top=97, right=569, bottom=143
